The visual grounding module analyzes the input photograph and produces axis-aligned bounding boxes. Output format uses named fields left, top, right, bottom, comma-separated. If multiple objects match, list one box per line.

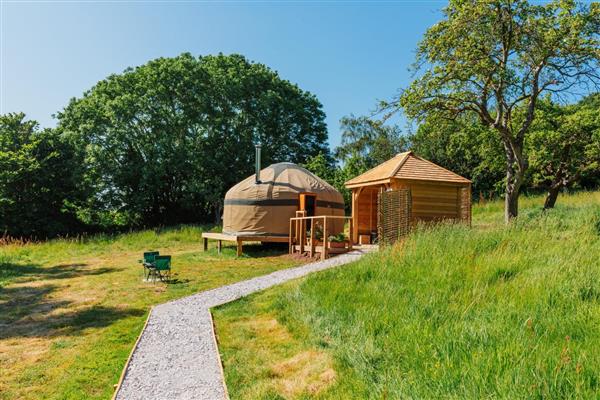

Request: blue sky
left=1, top=1, right=445, bottom=148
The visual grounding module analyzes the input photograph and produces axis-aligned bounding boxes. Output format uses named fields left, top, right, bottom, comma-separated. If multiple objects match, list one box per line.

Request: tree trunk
left=543, top=186, right=560, bottom=210
left=505, top=184, right=519, bottom=222
left=503, top=142, right=526, bottom=223
left=544, top=171, right=569, bottom=211
left=543, top=152, right=572, bottom=211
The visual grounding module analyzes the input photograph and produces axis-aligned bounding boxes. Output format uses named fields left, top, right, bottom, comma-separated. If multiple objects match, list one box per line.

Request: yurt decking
left=203, top=162, right=345, bottom=256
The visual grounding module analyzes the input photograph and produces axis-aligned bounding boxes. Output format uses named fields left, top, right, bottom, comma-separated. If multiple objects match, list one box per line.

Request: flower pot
left=329, top=241, right=347, bottom=249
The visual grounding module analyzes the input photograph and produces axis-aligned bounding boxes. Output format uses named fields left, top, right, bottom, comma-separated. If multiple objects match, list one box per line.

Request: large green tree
left=0, top=113, right=83, bottom=238
left=528, top=94, right=600, bottom=209
left=335, top=115, right=408, bottom=170
left=57, top=53, right=329, bottom=226
left=399, top=0, right=600, bottom=222
left=410, top=114, right=505, bottom=199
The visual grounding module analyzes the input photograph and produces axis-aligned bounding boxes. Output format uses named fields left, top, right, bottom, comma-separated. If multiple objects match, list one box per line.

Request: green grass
left=0, top=225, right=303, bottom=400
left=213, top=191, right=600, bottom=399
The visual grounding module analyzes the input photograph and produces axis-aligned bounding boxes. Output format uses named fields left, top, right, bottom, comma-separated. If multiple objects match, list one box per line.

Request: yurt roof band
left=224, top=198, right=345, bottom=209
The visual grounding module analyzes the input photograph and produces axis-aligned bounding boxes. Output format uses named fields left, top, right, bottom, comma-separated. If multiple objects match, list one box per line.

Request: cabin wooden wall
left=392, top=179, right=469, bottom=223
left=350, top=180, right=471, bottom=243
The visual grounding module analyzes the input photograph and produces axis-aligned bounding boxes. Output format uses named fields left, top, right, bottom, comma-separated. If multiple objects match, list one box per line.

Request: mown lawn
left=0, top=226, right=303, bottom=400
left=213, top=191, right=600, bottom=399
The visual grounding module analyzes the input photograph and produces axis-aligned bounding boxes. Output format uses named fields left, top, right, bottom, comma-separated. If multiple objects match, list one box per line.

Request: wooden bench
left=201, top=232, right=289, bottom=256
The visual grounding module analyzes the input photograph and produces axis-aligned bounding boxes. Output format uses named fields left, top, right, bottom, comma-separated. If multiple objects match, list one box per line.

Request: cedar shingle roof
left=344, top=151, right=471, bottom=188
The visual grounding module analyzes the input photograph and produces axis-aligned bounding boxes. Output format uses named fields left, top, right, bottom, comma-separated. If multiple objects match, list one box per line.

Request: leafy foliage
left=336, top=115, right=408, bottom=169
left=307, top=115, right=409, bottom=210
left=0, top=113, right=83, bottom=238
left=303, top=150, right=374, bottom=213
left=57, top=53, right=328, bottom=228
left=528, top=93, right=600, bottom=208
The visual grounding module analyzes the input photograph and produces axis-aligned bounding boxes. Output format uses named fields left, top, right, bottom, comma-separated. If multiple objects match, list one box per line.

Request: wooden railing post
left=299, top=219, right=305, bottom=254
left=289, top=219, right=293, bottom=254
left=322, top=216, right=328, bottom=260
left=348, top=217, right=353, bottom=250
left=309, top=219, right=315, bottom=258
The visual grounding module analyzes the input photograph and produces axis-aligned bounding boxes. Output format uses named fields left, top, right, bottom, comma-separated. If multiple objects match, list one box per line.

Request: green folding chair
left=138, top=251, right=159, bottom=280
left=153, top=255, right=171, bottom=282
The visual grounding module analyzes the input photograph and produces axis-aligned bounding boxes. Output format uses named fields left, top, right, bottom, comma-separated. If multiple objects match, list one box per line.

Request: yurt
left=222, top=162, right=345, bottom=237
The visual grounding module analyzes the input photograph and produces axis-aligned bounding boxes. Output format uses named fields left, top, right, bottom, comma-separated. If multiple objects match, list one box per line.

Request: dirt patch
left=271, top=350, right=336, bottom=398
left=240, top=316, right=293, bottom=344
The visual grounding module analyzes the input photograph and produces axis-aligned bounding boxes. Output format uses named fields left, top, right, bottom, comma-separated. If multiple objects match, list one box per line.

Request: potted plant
left=309, top=224, right=324, bottom=246
left=328, top=232, right=348, bottom=249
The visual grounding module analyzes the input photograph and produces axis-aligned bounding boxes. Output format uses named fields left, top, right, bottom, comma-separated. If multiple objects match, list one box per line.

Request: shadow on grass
left=0, top=302, right=146, bottom=339
left=166, top=277, right=191, bottom=285
left=0, top=261, right=120, bottom=286
left=206, top=242, right=289, bottom=259
left=0, top=262, right=141, bottom=339
left=0, top=282, right=145, bottom=339
left=0, top=284, right=71, bottom=329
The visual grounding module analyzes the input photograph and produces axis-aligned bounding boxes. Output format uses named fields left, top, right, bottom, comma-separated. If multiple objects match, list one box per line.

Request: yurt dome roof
left=224, top=162, right=342, bottom=201
left=222, top=162, right=344, bottom=236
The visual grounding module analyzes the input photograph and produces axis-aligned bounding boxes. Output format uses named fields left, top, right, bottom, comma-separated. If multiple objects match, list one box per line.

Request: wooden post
left=236, top=239, right=243, bottom=257
left=351, top=187, right=363, bottom=244
left=348, top=217, right=353, bottom=250
left=369, top=189, right=373, bottom=233
left=203, top=237, right=208, bottom=251
left=322, top=216, right=328, bottom=260
left=289, top=219, right=293, bottom=254
left=217, top=240, right=222, bottom=254
left=309, top=221, right=315, bottom=258
left=299, top=218, right=305, bottom=255
left=351, top=190, right=357, bottom=244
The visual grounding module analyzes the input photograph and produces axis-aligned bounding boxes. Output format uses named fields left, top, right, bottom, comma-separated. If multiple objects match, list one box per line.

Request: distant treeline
left=2, top=53, right=599, bottom=239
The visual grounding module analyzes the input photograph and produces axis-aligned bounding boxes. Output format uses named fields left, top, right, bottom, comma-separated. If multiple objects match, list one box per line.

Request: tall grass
left=214, top=191, right=600, bottom=399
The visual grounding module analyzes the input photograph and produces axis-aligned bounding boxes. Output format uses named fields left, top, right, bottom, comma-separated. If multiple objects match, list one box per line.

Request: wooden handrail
left=289, top=215, right=352, bottom=221
left=289, top=215, right=353, bottom=260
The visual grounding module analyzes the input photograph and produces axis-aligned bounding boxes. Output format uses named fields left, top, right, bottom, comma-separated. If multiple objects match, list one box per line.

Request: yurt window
left=299, top=193, right=317, bottom=217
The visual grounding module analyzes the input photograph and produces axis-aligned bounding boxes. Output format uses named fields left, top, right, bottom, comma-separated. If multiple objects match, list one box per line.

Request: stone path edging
left=114, top=249, right=371, bottom=400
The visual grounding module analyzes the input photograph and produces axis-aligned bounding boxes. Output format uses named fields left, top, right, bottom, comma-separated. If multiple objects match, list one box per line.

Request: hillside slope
left=214, top=192, right=600, bottom=399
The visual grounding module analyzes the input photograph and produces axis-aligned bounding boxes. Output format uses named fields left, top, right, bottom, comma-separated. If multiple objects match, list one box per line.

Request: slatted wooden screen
left=458, top=186, right=472, bottom=226
left=377, top=189, right=411, bottom=246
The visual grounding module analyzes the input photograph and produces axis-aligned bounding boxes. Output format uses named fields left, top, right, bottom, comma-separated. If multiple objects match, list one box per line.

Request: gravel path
left=114, top=249, right=371, bottom=400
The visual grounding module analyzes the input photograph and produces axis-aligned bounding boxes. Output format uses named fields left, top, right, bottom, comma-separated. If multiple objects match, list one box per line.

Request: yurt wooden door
left=299, top=193, right=317, bottom=217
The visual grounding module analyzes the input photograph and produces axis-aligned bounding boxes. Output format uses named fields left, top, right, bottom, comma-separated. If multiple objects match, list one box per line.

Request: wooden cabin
left=345, top=151, right=472, bottom=244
